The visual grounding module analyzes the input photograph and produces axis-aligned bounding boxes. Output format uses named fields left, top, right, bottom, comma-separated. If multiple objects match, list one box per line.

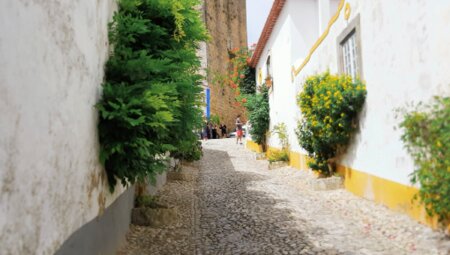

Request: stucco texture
left=0, top=1, right=127, bottom=254
left=254, top=0, right=450, bottom=187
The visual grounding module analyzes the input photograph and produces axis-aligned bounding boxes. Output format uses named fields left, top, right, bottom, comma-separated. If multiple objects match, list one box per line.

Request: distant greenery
left=268, top=150, right=289, bottom=163
left=244, top=86, right=270, bottom=148
left=398, top=96, right=449, bottom=224
left=296, top=72, right=366, bottom=176
left=269, top=123, right=290, bottom=162
left=97, top=0, right=207, bottom=191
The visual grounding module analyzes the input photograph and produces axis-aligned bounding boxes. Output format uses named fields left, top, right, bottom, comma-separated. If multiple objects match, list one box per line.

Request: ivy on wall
left=97, top=0, right=207, bottom=191
left=398, top=96, right=449, bottom=224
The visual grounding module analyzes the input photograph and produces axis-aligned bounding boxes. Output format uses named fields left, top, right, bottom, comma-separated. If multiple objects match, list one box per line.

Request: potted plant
left=265, top=75, right=272, bottom=88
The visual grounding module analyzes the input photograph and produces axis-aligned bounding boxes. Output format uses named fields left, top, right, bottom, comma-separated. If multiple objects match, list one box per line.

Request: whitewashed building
left=247, top=0, right=450, bottom=228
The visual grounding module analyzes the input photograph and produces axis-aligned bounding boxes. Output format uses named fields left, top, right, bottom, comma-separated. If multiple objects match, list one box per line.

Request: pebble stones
left=118, top=139, right=450, bottom=255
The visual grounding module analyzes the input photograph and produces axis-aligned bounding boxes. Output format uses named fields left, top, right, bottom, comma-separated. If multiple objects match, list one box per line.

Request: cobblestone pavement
left=118, top=138, right=449, bottom=255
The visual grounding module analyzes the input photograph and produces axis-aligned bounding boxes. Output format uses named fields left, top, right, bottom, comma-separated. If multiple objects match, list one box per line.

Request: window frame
left=337, top=14, right=363, bottom=80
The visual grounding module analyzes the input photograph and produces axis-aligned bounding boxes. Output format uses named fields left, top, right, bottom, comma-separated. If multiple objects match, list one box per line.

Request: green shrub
left=268, top=150, right=289, bottom=163
left=97, top=0, right=207, bottom=191
left=272, top=122, right=289, bottom=151
left=244, top=85, right=270, bottom=148
left=296, top=72, right=366, bottom=176
left=399, top=96, right=450, bottom=224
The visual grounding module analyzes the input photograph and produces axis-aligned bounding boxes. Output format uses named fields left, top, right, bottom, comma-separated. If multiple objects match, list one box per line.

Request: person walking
left=235, top=115, right=243, bottom=144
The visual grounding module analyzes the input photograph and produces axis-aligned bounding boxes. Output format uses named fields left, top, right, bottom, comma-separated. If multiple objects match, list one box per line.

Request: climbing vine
left=97, top=0, right=207, bottom=191
left=398, top=96, right=450, bottom=224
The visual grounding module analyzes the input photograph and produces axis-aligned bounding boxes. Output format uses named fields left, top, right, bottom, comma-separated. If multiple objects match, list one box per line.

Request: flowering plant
left=296, top=72, right=366, bottom=176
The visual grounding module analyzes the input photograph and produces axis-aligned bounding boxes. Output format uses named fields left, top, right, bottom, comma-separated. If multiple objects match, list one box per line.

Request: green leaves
left=245, top=86, right=270, bottom=146
left=98, top=0, right=207, bottom=191
left=296, top=72, right=367, bottom=176
left=399, top=96, right=450, bottom=224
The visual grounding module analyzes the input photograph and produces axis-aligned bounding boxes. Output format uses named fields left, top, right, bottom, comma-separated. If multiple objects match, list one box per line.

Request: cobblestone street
left=119, top=139, right=449, bottom=255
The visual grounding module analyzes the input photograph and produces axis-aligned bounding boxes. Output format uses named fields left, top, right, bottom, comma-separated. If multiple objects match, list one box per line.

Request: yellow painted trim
left=292, top=0, right=345, bottom=78
left=246, top=144, right=446, bottom=229
left=344, top=3, right=351, bottom=20
left=246, top=140, right=263, bottom=153
left=258, top=68, right=263, bottom=85
left=336, top=165, right=448, bottom=229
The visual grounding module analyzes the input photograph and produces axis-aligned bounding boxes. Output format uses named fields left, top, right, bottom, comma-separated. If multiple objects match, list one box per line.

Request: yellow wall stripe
left=291, top=0, right=345, bottom=79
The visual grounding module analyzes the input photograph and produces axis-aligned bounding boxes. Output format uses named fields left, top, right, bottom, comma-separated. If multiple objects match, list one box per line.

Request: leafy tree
left=97, top=0, right=207, bottom=191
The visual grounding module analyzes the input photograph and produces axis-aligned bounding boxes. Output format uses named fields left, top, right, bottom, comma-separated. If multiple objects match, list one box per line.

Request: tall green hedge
left=97, top=0, right=207, bottom=191
left=245, top=86, right=270, bottom=147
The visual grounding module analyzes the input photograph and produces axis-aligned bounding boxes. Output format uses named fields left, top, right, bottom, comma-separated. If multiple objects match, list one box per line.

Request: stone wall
left=203, top=0, right=248, bottom=131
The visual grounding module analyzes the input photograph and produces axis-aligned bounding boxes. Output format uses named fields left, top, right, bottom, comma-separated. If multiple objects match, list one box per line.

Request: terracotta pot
left=265, top=77, right=272, bottom=88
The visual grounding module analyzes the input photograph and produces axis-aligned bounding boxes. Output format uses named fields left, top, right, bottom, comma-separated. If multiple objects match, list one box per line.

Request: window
left=342, top=32, right=358, bottom=79
left=266, top=56, right=272, bottom=78
left=337, top=15, right=363, bottom=80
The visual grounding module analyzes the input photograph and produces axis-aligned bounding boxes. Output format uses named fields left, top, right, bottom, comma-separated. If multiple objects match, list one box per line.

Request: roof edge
left=249, top=0, right=287, bottom=68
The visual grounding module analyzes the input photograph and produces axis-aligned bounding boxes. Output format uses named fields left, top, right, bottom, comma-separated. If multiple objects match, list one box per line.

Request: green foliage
left=241, top=66, right=256, bottom=95
left=296, top=72, right=366, bottom=176
left=268, top=150, right=289, bottom=163
left=244, top=86, right=270, bottom=147
left=210, top=114, right=220, bottom=125
left=227, top=47, right=256, bottom=95
left=272, top=122, right=289, bottom=151
left=135, top=194, right=158, bottom=208
left=97, top=0, right=208, bottom=191
left=398, top=96, right=450, bottom=223
left=171, top=140, right=203, bottom=162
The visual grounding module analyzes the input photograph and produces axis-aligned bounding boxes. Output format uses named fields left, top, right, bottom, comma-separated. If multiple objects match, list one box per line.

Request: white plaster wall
left=253, top=0, right=319, bottom=153
left=0, top=1, right=125, bottom=254
left=292, top=0, right=450, bottom=185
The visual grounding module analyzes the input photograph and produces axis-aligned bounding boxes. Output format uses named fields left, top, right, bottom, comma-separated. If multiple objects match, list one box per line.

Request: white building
left=0, top=1, right=138, bottom=254
left=247, top=0, right=450, bottom=228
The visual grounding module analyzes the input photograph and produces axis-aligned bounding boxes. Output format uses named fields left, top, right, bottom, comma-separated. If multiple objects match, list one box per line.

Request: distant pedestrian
left=207, top=122, right=212, bottom=139
left=202, top=123, right=208, bottom=141
left=235, top=115, right=243, bottom=144
left=212, top=125, right=218, bottom=139
left=221, top=124, right=227, bottom=138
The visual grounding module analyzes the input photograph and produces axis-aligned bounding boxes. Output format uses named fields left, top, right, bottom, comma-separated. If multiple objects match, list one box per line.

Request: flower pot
left=265, top=78, right=272, bottom=88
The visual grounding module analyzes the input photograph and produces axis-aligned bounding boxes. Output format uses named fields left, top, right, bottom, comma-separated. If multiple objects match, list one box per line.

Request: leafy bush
left=272, top=122, right=289, bottom=151
left=97, top=0, right=207, bottom=191
left=296, top=72, right=366, bottom=176
left=244, top=86, right=270, bottom=148
left=268, top=150, right=289, bottom=163
left=399, top=96, right=449, bottom=224
left=269, top=122, right=290, bottom=162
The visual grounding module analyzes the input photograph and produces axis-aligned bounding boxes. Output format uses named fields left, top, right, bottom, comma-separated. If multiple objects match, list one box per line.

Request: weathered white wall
left=255, top=0, right=450, bottom=186
left=0, top=1, right=125, bottom=254
left=253, top=0, right=319, bottom=153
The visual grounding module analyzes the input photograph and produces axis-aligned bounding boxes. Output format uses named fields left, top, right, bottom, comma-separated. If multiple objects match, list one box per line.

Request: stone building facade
left=202, top=0, right=248, bottom=131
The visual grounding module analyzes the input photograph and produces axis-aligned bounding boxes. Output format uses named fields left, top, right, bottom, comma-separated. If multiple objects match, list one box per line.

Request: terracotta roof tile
left=249, top=0, right=287, bottom=68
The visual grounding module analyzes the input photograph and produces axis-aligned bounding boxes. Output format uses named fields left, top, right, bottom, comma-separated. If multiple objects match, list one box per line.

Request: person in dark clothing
left=212, top=125, right=218, bottom=139
left=221, top=124, right=227, bottom=138
left=206, top=122, right=212, bottom=139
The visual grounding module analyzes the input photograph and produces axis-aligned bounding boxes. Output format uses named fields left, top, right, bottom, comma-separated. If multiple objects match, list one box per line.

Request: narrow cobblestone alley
left=119, top=139, right=449, bottom=255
